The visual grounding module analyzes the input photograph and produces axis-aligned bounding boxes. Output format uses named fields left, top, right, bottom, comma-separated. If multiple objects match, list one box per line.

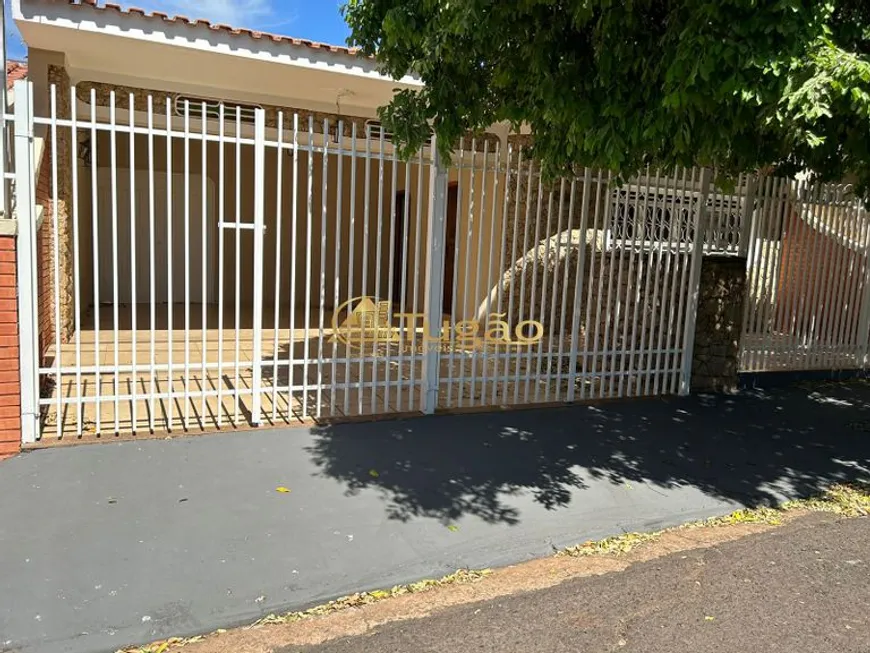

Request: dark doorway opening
left=392, top=184, right=459, bottom=312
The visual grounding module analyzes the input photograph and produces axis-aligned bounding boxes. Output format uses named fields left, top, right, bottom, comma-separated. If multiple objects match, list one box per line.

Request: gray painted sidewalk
left=2, top=383, right=870, bottom=653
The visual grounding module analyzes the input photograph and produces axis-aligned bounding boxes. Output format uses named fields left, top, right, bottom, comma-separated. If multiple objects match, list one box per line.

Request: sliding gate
left=13, top=80, right=710, bottom=443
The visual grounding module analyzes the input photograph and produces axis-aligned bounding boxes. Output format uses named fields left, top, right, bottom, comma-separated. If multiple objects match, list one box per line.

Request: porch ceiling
left=14, top=0, right=418, bottom=116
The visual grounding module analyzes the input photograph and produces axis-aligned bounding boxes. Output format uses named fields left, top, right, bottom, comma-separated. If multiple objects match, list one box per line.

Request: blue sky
left=5, top=0, right=352, bottom=60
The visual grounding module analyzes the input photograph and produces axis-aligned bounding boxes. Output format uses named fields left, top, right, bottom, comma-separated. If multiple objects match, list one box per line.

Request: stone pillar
left=0, top=232, right=20, bottom=459
left=691, top=255, right=746, bottom=392
left=35, top=65, right=75, bottom=355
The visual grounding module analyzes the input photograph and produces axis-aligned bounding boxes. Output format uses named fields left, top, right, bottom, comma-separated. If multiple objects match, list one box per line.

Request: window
left=364, top=119, right=434, bottom=145
left=173, top=95, right=261, bottom=123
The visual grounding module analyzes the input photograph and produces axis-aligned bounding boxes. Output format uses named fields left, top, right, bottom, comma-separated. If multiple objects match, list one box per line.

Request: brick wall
left=0, top=235, right=20, bottom=459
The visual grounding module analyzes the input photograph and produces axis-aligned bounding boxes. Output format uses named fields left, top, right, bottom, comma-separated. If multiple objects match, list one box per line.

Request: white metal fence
left=19, top=78, right=870, bottom=444
left=12, top=80, right=719, bottom=443
left=740, top=177, right=870, bottom=372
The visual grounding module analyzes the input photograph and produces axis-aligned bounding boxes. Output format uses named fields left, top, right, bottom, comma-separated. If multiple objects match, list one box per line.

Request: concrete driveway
left=1, top=382, right=870, bottom=653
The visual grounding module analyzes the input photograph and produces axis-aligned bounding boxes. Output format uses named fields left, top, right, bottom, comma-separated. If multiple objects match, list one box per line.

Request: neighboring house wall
left=776, top=207, right=862, bottom=337
left=0, top=233, right=20, bottom=459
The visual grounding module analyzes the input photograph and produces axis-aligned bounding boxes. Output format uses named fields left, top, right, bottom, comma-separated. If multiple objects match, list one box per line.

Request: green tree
left=343, top=0, right=870, bottom=193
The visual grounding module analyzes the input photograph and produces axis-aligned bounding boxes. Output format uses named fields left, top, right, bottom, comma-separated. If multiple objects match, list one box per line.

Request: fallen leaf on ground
left=368, top=469, right=380, bottom=478
left=447, top=524, right=459, bottom=532
left=275, top=487, right=291, bottom=493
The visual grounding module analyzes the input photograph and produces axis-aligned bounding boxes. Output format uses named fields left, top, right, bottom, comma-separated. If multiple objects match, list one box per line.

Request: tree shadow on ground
left=305, top=381, right=870, bottom=525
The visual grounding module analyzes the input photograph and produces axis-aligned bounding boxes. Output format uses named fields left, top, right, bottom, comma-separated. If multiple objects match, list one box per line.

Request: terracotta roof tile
left=51, top=0, right=363, bottom=58
left=6, top=61, right=28, bottom=90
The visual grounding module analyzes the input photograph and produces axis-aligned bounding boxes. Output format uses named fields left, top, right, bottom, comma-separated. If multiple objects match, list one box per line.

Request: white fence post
left=14, top=80, right=39, bottom=443
left=422, top=142, right=448, bottom=414
left=857, top=213, right=870, bottom=369
left=250, top=108, right=266, bottom=424
left=738, top=175, right=757, bottom=258
left=679, top=167, right=713, bottom=395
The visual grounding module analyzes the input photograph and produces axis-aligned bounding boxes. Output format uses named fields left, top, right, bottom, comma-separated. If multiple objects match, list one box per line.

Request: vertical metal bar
left=523, top=164, right=544, bottom=403
left=384, top=138, right=399, bottom=412
left=343, top=122, right=356, bottom=416
left=446, top=138, right=465, bottom=409
left=854, top=205, right=870, bottom=367
left=410, top=150, right=424, bottom=411
left=165, top=98, right=174, bottom=430
left=826, top=187, right=852, bottom=367
left=546, top=178, right=567, bottom=403
left=110, top=91, right=120, bottom=432
left=183, top=99, right=191, bottom=427
left=738, top=177, right=757, bottom=258
left=200, top=101, right=208, bottom=423
left=580, top=169, right=606, bottom=400
left=513, top=159, right=534, bottom=404
left=89, top=90, right=102, bottom=434
left=481, top=143, right=501, bottom=405
left=14, top=80, right=39, bottom=444
left=626, top=168, right=655, bottom=397
left=670, top=168, right=696, bottom=393
left=250, top=108, right=266, bottom=425
left=50, top=85, right=62, bottom=440
left=838, top=196, right=865, bottom=365
left=533, top=179, right=555, bottom=404
left=271, top=112, right=284, bottom=421
left=422, top=142, right=449, bottom=414
left=216, top=103, right=225, bottom=427
left=786, top=179, right=813, bottom=370
left=358, top=123, right=371, bottom=415
left=71, top=86, right=83, bottom=435
left=816, top=186, right=847, bottom=368
left=775, top=180, right=802, bottom=370
left=371, top=128, right=385, bottom=414
left=470, top=141, right=490, bottom=405
left=652, top=167, right=678, bottom=393
left=458, top=139, right=478, bottom=407
left=493, top=144, right=512, bottom=405
left=331, top=120, right=344, bottom=416
left=289, top=114, right=299, bottom=416
left=317, top=119, right=329, bottom=418
left=302, top=116, right=314, bottom=417
left=503, top=149, right=523, bottom=403
left=618, top=169, right=648, bottom=397
left=762, top=180, right=790, bottom=369
left=566, top=170, right=590, bottom=402
left=472, top=141, right=492, bottom=405
left=147, top=95, right=156, bottom=432
left=600, top=176, right=624, bottom=397
left=737, top=175, right=760, bottom=371
left=639, top=168, right=664, bottom=396
left=748, top=176, right=773, bottom=371
left=744, top=176, right=773, bottom=371
left=678, top=167, right=712, bottom=395
left=661, top=168, right=687, bottom=391
left=129, top=94, right=138, bottom=433
left=397, top=160, right=411, bottom=410
left=233, top=106, right=241, bottom=424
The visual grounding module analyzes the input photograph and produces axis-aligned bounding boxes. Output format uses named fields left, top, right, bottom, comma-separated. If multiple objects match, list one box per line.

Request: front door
left=442, top=184, right=459, bottom=313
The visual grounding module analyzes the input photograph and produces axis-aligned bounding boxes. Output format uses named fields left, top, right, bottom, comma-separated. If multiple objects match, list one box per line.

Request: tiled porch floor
left=37, top=303, right=575, bottom=445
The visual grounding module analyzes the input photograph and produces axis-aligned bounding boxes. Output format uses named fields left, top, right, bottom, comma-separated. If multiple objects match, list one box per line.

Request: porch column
left=422, top=144, right=449, bottom=414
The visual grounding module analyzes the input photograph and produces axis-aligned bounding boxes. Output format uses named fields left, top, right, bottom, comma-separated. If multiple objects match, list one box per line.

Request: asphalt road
left=2, top=382, right=870, bottom=653
left=285, top=513, right=870, bottom=653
